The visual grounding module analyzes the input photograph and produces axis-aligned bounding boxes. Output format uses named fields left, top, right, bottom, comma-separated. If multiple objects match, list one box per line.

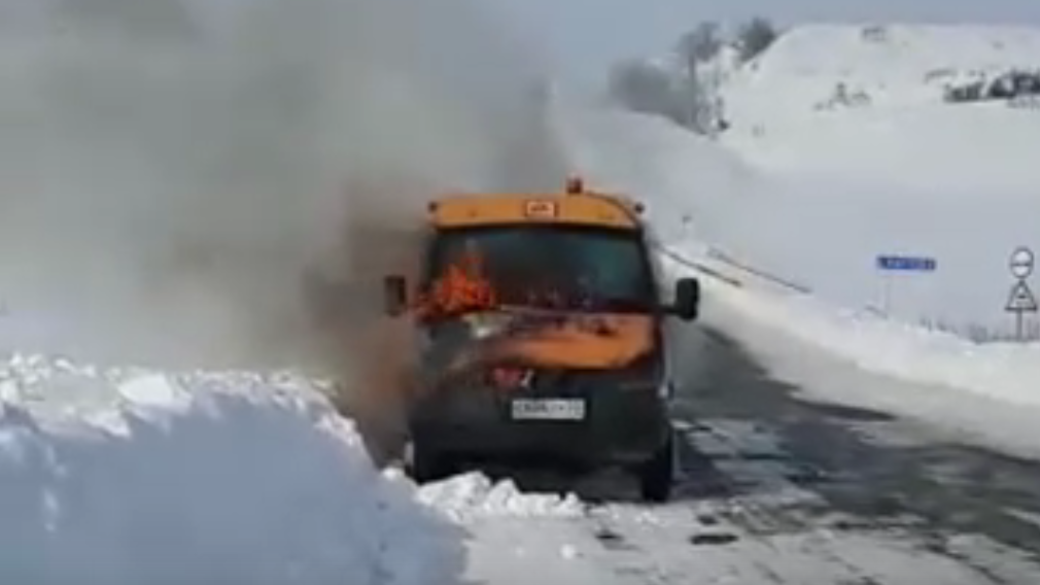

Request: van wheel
left=637, top=431, right=675, bottom=503
left=406, top=439, right=452, bottom=484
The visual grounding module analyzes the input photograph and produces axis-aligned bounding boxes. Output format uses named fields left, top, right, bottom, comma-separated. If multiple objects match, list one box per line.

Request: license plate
left=510, top=398, right=586, bottom=421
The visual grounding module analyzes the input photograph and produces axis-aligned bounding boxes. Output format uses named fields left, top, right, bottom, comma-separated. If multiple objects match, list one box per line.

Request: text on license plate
left=510, top=398, right=586, bottom=421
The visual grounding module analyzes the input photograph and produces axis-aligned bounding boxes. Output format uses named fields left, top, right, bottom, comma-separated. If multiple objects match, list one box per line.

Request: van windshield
left=423, top=225, right=657, bottom=314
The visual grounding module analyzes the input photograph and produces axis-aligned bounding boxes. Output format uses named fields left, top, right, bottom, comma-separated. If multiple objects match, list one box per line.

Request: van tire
left=637, top=430, right=675, bottom=503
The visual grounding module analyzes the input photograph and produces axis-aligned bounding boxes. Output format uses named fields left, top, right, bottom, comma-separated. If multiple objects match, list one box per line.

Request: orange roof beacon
left=381, top=177, right=701, bottom=502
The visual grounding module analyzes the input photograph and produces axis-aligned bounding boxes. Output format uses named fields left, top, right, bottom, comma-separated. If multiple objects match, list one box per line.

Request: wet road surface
left=465, top=324, right=1040, bottom=584
left=673, top=326, right=1040, bottom=559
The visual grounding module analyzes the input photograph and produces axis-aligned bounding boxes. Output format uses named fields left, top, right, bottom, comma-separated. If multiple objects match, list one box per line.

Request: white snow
left=724, top=23, right=1040, bottom=115
left=722, top=24, right=1040, bottom=190
left=417, top=472, right=585, bottom=522
left=0, top=353, right=465, bottom=585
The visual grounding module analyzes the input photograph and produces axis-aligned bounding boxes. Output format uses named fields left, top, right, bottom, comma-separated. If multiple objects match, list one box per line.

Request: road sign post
left=875, top=254, right=937, bottom=315
left=1006, top=246, right=1037, bottom=341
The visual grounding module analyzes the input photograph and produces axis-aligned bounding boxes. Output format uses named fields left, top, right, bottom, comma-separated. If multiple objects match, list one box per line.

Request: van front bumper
left=408, top=383, right=671, bottom=466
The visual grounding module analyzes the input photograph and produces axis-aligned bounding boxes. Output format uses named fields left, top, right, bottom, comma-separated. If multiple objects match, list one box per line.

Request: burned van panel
left=427, top=311, right=655, bottom=368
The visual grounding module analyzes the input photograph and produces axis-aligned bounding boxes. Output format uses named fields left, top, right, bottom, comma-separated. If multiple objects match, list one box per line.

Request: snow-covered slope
left=726, top=24, right=1040, bottom=114
left=720, top=24, right=1040, bottom=192
left=724, top=103, right=1040, bottom=194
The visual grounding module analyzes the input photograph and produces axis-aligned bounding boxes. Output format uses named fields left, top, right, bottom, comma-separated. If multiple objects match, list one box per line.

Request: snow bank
left=700, top=268, right=1040, bottom=410
left=418, top=472, right=586, bottom=523
left=0, top=354, right=464, bottom=585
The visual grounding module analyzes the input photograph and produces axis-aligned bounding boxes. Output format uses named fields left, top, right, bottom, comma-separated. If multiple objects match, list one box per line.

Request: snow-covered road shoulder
left=701, top=261, right=1040, bottom=408
left=0, top=354, right=465, bottom=585
left=661, top=248, right=1040, bottom=460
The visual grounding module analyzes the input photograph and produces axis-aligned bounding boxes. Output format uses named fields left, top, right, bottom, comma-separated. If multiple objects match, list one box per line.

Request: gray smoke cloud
left=0, top=0, right=566, bottom=382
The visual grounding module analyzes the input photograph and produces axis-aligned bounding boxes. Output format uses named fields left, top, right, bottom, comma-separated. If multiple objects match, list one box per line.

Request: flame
left=415, top=246, right=498, bottom=319
left=411, top=245, right=656, bottom=375
left=413, top=244, right=602, bottom=320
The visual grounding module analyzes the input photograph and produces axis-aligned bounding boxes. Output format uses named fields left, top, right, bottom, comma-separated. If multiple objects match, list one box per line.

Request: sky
left=493, top=0, right=1040, bottom=87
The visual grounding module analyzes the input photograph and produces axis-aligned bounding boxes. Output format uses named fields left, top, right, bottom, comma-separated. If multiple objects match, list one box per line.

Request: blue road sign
left=876, top=255, right=937, bottom=272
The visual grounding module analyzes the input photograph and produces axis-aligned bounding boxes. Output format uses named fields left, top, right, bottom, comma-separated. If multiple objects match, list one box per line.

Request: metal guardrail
left=705, top=247, right=812, bottom=294
left=653, top=244, right=744, bottom=288
left=651, top=240, right=812, bottom=295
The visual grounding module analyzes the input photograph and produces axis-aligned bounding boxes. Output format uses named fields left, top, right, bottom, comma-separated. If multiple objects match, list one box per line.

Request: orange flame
left=413, top=245, right=595, bottom=320
left=414, top=247, right=498, bottom=320
left=408, top=246, right=656, bottom=373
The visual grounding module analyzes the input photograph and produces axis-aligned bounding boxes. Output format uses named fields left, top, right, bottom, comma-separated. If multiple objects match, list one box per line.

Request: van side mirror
left=383, top=275, right=408, bottom=316
left=672, top=277, right=700, bottom=321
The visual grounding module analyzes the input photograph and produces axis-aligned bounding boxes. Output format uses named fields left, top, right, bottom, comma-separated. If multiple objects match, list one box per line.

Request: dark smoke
left=0, top=0, right=567, bottom=452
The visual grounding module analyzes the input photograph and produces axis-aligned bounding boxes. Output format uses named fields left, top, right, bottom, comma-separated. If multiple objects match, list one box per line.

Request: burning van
left=382, top=177, right=700, bottom=502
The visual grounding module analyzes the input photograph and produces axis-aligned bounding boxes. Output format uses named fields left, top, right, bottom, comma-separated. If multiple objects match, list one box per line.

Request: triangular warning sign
left=1006, top=280, right=1038, bottom=312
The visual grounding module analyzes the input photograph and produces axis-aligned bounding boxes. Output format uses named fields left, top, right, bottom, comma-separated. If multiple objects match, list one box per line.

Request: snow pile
left=0, top=353, right=464, bottom=585
left=418, top=472, right=586, bottom=522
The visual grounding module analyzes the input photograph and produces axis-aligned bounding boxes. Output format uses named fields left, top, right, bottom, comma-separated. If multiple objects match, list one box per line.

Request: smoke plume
left=0, top=0, right=567, bottom=452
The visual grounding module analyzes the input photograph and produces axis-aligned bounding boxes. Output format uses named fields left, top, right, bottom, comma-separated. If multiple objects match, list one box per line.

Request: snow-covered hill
left=598, top=24, right=1040, bottom=336
left=726, top=24, right=1040, bottom=114
left=720, top=24, right=1040, bottom=192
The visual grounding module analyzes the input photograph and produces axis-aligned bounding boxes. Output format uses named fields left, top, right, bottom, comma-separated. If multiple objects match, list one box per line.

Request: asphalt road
left=474, top=322, right=1040, bottom=584
left=659, top=323, right=1040, bottom=581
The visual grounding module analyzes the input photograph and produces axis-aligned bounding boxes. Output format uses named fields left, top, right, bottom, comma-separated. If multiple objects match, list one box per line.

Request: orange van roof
left=429, top=192, right=643, bottom=230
